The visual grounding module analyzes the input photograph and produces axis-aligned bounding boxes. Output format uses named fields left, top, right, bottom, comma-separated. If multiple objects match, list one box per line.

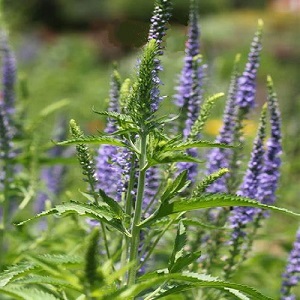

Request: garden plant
left=0, top=0, right=300, bottom=299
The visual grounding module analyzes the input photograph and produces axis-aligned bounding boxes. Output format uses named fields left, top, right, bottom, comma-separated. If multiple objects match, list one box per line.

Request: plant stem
left=127, top=133, right=147, bottom=286
left=121, top=155, right=137, bottom=285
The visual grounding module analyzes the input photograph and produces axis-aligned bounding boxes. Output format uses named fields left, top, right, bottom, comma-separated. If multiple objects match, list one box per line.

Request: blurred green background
left=2, top=0, right=300, bottom=298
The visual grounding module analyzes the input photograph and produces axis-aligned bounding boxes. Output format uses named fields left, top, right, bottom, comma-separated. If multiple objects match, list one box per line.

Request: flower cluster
left=148, top=0, right=172, bottom=112
left=236, top=20, right=263, bottom=110
left=281, top=228, right=300, bottom=300
left=229, top=105, right=267, bottom=241
left=206, top=57, right=240, bottom=193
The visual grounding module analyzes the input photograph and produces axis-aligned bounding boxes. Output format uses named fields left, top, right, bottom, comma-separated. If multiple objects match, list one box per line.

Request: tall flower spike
left=281, top=227, right=300, bottom=300
left=236, top=20, right=263, bottom=110
left=148, top=0, right=172, bottom=52
left=256, top=76, right=282, bottom=205
left=174, top=0, right=204, bottom=119
left=147, top=0, right=172, bottom=112
left=96, top=67, right=122, bottom=199
left=176, top=56, right=203, bottom=183
left=229, top=104, right=267, bottom=241
left=206, top=54, right=240, bottom=193
left=1, top=32, right=17, bottom=116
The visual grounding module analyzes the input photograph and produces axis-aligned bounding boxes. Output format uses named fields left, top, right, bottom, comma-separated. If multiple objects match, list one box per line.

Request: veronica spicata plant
left=1, top=1, right=300, bottom=300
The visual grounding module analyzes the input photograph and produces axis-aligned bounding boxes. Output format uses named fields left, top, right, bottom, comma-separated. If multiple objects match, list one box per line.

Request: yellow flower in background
left=204, top=119, right=257, bottom=137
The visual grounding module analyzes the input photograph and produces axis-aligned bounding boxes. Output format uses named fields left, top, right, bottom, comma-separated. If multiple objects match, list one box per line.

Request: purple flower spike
left=257, top=76, right=282, bottom=206
left=174, top=0, right=204, bottom=111
left=1, top=32, right=17, bottom=116
left=236, top=20, right=263, bottom=110
left=148, top=0, right=172, bottom=51
left=229, top=105, right=267, bottom=240
left=96, top=68, right=122, bottom=198
left=148, top=0, right=172, bottom=112
left=206, top=55, right=240, bottom=193
left=281, top=228, right=300, bottom=299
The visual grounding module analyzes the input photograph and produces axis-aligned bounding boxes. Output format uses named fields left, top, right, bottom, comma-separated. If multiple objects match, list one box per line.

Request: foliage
left=0, top=0, right=299, bottom=299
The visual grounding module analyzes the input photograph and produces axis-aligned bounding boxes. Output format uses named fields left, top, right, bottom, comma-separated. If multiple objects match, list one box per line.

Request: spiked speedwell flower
left=229, top=105, right=267, bottom=241
left=256, top=76, right=282, bottom=205
left=281, top=228, right=300, bottom=300
left=147, top=0, right=172, bottom=112
left=174, top=0, right=204, bottom=115
left=1, top=32, right=16, bottom=117
left=95, top=68, right=122, bottom=198
left=206, top=56, right=240, bottom=193
left=236, top=20, right=263, bottom=110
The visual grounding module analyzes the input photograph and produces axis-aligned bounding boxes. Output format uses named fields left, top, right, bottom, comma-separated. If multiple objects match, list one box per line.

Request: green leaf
left=140, top=193, right=300, bottom=228
left=17, top=201, right=130, bottom=237
left=163, top=140, right=235, bottom=151
left=55, top=136, right=126, bottom=147
left=181, top=218, right=227, bottom=231
left=160, top=171, right=190, bottom=203
left=110, top=272, right=272, bottom=300
left=13, top=275, right=78, bottom=291
left=0, top=286, right=60, bottom=300
left=148, top=151, right=203, bottom=167
left=0, top=263, right=35, bottom=287
left=28, top=254, right=82, bottom=266
left=168, top=222, right=187, bottom=272
left=99, top=189, right=125, bottom=219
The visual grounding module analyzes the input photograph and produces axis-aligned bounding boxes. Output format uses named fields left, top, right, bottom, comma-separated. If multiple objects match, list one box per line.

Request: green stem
left=139, top=213, right=183, bottom=270
left=121, top=155, right=137, bottom=285
left=127, top=134, right=147, bottom=287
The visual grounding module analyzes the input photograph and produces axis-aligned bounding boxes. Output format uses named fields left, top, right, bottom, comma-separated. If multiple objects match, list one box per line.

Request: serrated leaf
left=29, top=254, right=82, bottom=265
left=140, top=193, right=300, bottom=228
left=160, top=171, right=190, bottom=203
left=110, top=272, right=272, bottom=300
left=13, top=275, right=78, bottom=291
left=148, top=151, right=203, bottom=167
left=170, top=251, right=202, bottom=273
left=0, top=286, right=60, bottom=300
left=181, top=218, right=227, bottom=231
left=169, top=222, right=187, bottom=272
left=99, top=189, right=124, bottom=219
left=0, top=263, right=36, bottom=287
left=55, top=136, right=126, bottom=147
left=92, top=110, right=133, bottom=123
left=163, top=140, right=235, bottom=151
left=17, top=201, right=130, bottom=236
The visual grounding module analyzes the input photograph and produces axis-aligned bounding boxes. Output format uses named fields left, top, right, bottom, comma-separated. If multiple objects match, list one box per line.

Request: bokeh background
left=2, top=0, right=300, bottom=297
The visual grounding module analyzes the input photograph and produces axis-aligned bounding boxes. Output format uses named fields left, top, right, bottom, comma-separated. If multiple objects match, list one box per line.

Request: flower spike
left=236, top=20, right=263, bottom=110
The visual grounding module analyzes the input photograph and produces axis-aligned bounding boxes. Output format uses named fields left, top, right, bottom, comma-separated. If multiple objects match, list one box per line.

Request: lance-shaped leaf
left=148, top=151, right=203, bottom=167
left=55, top=135, right=127, bottom=147
left=140, top=193, right=300, bottom=228
left=162, top=140, right=236, bottom=151
left=160, top=171, right=190, bottom=203
left=0, top=263, right=36, bottom=287
left=17, top=201, right=131, bottom=236
left=106, top=272, right=272, bottom=300
left=0, top=286, right=60, bottom=300
left=168, top=221, right=201, bottom=273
